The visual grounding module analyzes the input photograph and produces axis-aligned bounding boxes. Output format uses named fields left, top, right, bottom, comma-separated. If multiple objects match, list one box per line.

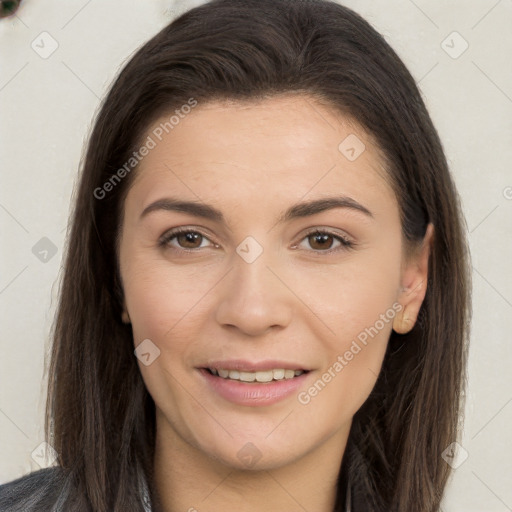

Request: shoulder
left=0, top=466, right=68, bottom=512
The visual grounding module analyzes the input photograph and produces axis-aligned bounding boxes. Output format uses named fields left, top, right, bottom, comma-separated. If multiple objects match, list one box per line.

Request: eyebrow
left=140, top=195, right=374, bottom=224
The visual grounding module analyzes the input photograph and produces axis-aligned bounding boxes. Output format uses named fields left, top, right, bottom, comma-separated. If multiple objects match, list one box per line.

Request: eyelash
left=158, top=227, right=355, bottom=256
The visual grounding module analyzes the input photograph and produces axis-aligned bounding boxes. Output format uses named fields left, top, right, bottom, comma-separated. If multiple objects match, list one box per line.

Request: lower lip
left=198, top=368, right=310, bottom=407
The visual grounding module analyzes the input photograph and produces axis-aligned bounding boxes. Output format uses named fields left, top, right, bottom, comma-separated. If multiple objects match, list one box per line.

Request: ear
left=121, top=300, right=131, bottom=324
left=393, top=223, right=434, bottom=334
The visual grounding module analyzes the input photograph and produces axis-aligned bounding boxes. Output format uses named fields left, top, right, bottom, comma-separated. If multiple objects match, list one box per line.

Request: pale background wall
left=0, top=1, right=511, bottom=510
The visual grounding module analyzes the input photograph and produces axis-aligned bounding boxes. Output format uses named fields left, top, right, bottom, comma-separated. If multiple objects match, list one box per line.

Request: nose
left=214, top=249, right=294, bottom=337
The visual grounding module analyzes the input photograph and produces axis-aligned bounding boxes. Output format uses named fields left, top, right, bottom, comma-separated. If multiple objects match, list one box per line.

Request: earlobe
left=393, top=223, right=434, bottom=335
left=121, top=298, right=131, bottom=324
left=122, top=310, right=131, bottom=324
left=392, top=305, right=415, bottom=334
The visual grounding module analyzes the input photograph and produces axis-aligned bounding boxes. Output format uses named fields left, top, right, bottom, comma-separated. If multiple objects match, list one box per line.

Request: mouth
left=198, top=364, right=311, bottom=406
left=203, top=367, right=310, bottom=383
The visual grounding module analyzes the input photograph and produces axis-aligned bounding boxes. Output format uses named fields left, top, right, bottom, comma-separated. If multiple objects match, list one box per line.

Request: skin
left=118, top=94, right=433, bottom=512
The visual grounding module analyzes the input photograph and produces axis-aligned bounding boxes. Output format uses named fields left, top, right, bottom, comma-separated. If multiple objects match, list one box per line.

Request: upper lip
left=199, top=359, right=311, bottom=372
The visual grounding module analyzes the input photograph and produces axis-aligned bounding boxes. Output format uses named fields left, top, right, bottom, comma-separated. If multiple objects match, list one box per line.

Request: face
left=118, top=95, right=428, bottom=471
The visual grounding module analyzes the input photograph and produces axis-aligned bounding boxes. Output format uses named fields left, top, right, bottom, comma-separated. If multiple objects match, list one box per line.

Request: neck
left=153, top=409, right=351, bottom=512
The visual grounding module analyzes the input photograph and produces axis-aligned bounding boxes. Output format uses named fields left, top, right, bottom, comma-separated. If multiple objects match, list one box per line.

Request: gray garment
left=0, top=465, right=350, bottom=511
left=0, top=466, right=151, bottom=512
left=0, top=466, right=70, bottom=512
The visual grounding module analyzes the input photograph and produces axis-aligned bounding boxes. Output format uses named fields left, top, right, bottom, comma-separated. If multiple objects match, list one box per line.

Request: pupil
left=180, top=232, right=200, bottom=247
left=311, top=233, right=331, bottom=249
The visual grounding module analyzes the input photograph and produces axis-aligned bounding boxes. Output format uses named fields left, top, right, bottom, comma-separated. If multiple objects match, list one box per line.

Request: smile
left=207, top=368, right=306, bottom=382
left=198, top=366, right=311, bottom=406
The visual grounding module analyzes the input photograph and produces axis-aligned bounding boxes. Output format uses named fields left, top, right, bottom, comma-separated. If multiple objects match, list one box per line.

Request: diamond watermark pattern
left=236, top=236, right=263, bottom=263
left=236, top=442, right=262, bottom=468
left=441, top=31, right=469, bottom=59
left=441, top=441, right=469, bottom=469
left=338, top=134, right=366, bottom=161
left=31, top=441, right=58, bottom=468
left=32, top=237, right=58, bottom=263
left=134, top=339, right=161, bottom=366
left=31, top=32, right=59, bottom=59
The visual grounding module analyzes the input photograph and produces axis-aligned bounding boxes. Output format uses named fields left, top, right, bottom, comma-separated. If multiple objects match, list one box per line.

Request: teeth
left=228, top=370, right=239, bottom=379
left=208, top=368, right=305, bottom=382
left=239, top=371, right=257, bottom=382
left=273, top=369, right=285, bottom=380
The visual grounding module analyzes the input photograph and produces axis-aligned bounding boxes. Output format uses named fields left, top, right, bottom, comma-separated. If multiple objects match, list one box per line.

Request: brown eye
left=307, top=232, right=336, bottom=251
left=175, top=231, right=203, bottom=249
left=159, top=228, right=214, bottom=252
left=295, top=229, right=354, bottom=254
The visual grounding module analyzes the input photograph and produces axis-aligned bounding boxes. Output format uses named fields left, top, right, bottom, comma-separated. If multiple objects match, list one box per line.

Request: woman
left=0, top=0, right=471, bottom=510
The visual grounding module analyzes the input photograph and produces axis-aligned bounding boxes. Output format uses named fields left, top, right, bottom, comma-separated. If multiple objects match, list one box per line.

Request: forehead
left=127, top=94, right=396, bottom=219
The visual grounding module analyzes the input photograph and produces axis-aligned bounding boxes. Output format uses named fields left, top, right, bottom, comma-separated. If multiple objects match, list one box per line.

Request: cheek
left=122, top=260, right=214, bottom=421
left=123, top=255, right=217, bottom=345
left=294, top=302, right=395, bottom=436
left=295, top=243, right=401, bottom=409
left=303, top=240, right=401, bottom=346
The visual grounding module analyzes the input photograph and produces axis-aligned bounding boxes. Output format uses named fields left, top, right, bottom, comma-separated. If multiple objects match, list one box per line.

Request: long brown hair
left=44, top=0, right=471, bottom=510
